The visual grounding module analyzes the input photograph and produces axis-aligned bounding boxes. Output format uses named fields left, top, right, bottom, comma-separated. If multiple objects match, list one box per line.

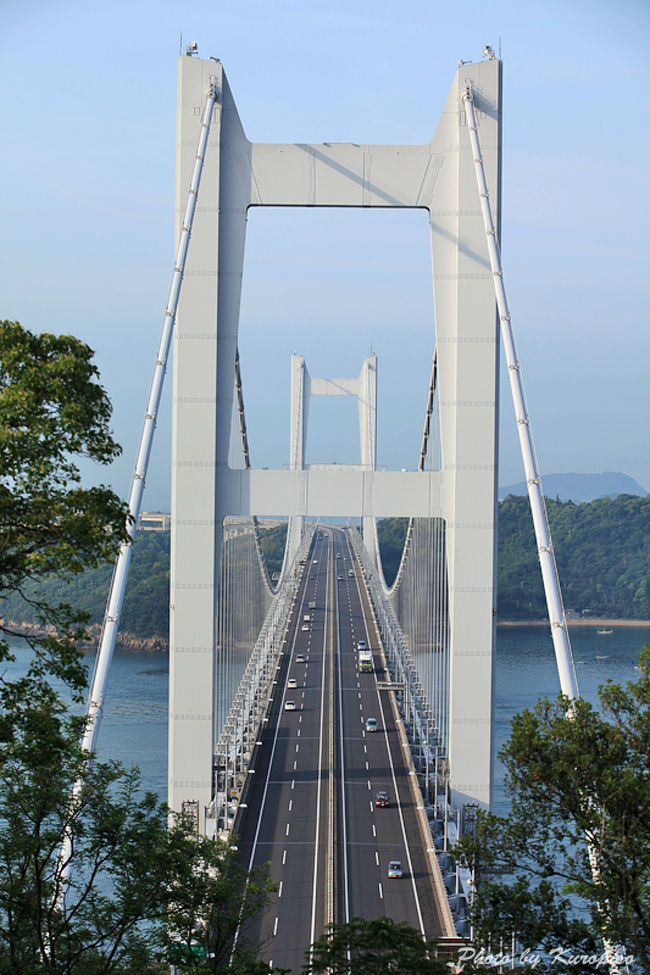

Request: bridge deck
left=235, top=527, right=446, bottom=972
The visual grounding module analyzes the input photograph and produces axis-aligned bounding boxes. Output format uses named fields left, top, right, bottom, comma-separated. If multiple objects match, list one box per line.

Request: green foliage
left=377, top=495, right=650, bottom=619
left=258, top=523, right=288, bottom=581
left=165, top=832, right=280, bottom=975
left=0, top=674, right=279, bottom=974
left=374, top=517, right=409, bottom=587
left=0, top=320, right=280, bottom=973
left=456, top=648, right=650, bottom=972
left=0, top=523, right=291, bottom=642
left=0, top=531, right=170, bottom=639
left=0, top=320, right=130, bottom=691
left=301, top=915, right=448, bottom=974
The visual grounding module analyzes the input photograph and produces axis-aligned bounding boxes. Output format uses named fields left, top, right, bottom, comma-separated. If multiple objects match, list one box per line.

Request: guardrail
left=208, top=526, right=315, bottom=836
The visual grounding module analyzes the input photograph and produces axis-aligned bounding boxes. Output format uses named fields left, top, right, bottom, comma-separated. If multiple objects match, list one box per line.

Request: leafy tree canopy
left=0, top=320, right=130, bottom=692
left=456, top=647, right=650, bottom=974
left=0, top=320, right=281, bottom=974
left=301, top=916, right=448, bottom=975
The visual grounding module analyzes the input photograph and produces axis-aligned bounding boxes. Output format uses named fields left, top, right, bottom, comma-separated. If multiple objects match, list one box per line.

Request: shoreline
left=498, top=619, right=650, bottom=628
left=6, top=618, right=649, bottom=655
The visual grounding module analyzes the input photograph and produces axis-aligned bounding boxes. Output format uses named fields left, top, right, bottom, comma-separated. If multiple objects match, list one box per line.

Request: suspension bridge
left=80, top=48, right=588, bottom=968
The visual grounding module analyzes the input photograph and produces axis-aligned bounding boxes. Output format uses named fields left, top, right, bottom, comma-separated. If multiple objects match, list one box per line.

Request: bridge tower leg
left=169, top=53, right=502, bottom=823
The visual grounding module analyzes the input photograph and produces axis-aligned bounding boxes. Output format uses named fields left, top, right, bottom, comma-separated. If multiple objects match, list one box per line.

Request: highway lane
left=333, top=528, right=439, bottom=937
left=236, top=527, right=444, bottom=971
left=236, top=531, right=332, bottom=974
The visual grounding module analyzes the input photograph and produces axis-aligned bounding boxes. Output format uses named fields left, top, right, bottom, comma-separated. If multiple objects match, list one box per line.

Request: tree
left=164, top=829, right=280, bottom=975
left=301, top=916, right=448, bottom=975
left=0, top=321, right=279, bottom=974
left=0, top=674, right=281, bottom=974
left=456, top=648, right=650, bottom=973
left=0, top=320, right=130, bottom=693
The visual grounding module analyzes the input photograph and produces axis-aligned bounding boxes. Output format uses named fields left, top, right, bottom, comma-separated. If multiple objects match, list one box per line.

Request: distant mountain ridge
left=499, top=471, right=647, bottom=504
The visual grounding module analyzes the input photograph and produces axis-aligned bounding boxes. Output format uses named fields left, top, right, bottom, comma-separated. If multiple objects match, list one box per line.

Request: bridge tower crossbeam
left=170, top=54, right=502, bottom=824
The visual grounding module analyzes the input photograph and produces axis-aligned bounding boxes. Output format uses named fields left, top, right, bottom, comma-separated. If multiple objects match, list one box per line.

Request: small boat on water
left=596, top=628, right=613, bottom=635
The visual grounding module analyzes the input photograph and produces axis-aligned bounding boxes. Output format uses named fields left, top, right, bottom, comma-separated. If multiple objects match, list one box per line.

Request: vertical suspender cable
left=461, top=85, right=579, bottom=702
left=57, top=78, right=218, bottom=901
left=462, top=83, right=624, bottom=975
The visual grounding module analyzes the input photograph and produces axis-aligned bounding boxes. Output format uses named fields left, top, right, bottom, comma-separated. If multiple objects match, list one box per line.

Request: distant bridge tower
left=169, top=54, right=501, bottom=823
left=289, top=352, right=378, bottom=563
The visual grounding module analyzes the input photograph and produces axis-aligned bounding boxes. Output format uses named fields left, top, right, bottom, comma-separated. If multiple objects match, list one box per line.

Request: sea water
left=4, top=624, right=648, bottom=810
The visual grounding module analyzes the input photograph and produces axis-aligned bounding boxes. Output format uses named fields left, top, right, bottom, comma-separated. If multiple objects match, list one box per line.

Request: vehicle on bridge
left=388, top=860, right=403, bottom=879
left=284, top=700, right=296, bottom=711
left=287, top=677, right=297, bottom=689
left=375, top=791, right=390, bottom=807
left=295, top=653, right=305, bottom=663
left=366, top=717, right=378, bottom=732
left=358, top=648, right=373, bottom=672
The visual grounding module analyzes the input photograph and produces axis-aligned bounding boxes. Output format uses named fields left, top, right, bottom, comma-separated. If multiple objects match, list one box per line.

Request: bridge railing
left=208, top=525, right=315, bottom=837
left=349, top=526, right=442, bottom=800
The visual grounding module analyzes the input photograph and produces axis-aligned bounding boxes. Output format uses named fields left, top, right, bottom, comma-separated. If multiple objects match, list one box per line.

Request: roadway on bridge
left=236, top=528, right=445, bottom=972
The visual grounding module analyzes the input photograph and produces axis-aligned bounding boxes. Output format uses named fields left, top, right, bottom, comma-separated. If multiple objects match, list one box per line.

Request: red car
left=375, top=791, right=390, bottom=807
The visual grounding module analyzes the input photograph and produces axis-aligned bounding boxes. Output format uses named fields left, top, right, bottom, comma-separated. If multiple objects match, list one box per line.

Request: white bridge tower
left=169, top=54, right=502, bottom=822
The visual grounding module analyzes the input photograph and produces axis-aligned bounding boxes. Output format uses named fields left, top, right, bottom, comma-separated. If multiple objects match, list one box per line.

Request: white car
left=295, top=653, right=305, bottom=663
left=366, top=717, right=378, bottom=732
left=287, top=677, right=297, bottom=689
left=284, top=700, right=296, bottom=711
left=388, top=860, right=403, bottom=879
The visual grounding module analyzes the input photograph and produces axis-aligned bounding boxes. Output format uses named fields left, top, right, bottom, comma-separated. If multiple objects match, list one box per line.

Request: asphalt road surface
left=236, top=527, right=445, bottom=973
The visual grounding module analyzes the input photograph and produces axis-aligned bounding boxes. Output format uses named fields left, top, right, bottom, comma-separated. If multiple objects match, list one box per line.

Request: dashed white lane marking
left=369, top=801, right=373, bottom=812
left=297, top=729, right=301, bottom=737
left=273, top=916, right=279, bottom=936
left=291, top=780, right=295, bottom=790
left=378, top=883, right=383, bottom=900
left=372, top=824, right=376, bottom=837
left=293, top=760, right=297, bottom=770
left=289, top=800, right=293, bottom=812
left=286, top=823, right=290, bottom=836
left=282, top=849, right=287, bottom=864
left=295, top=743, right=300, bottom=752
left=375, top=851, right=379, bottom=866
left=367, top=780, right=372, bottom=790
left=364, top=745, right=367, bottom=754
left=278, top=881, right=283, bottom=897
left=365, top=761, right=369, bottom=770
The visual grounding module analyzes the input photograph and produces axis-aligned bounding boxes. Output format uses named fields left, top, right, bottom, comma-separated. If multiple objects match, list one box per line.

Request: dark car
left=375, top=791, right=390, bottom=807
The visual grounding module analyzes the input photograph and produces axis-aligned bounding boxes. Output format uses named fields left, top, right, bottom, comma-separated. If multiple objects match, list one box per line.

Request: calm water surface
left=7, top=624, right=649, bottom=811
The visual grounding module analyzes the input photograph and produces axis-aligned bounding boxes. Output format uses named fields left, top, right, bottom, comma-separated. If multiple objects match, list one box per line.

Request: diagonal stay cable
left=55, top=76, right=219, bottom=907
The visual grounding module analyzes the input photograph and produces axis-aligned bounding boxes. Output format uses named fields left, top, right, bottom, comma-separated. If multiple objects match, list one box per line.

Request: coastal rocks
left=1, top=619, right=169, bottom=654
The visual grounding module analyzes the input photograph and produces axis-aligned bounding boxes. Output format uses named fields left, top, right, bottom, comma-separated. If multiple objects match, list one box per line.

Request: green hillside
left=377, top=494, right=650, bottom=620
left=1, top=498, right=648, bottom=641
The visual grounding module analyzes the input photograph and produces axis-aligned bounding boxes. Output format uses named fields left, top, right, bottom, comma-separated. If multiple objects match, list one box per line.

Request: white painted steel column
left=463, top=87, right=627, bottom=974
left=462, top=85, right=579, bottom=701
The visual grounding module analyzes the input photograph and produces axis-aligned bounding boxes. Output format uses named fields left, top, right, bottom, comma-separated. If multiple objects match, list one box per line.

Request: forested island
left=1, top=494, right=648, bottom=646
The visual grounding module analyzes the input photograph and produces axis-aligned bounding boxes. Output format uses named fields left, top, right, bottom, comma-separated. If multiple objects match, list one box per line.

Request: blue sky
left=2, top=0, right=648, bottom=510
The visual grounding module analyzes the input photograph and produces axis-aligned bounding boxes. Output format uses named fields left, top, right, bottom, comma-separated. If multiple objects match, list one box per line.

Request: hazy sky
left=2, top=0, right=648, bottom=511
